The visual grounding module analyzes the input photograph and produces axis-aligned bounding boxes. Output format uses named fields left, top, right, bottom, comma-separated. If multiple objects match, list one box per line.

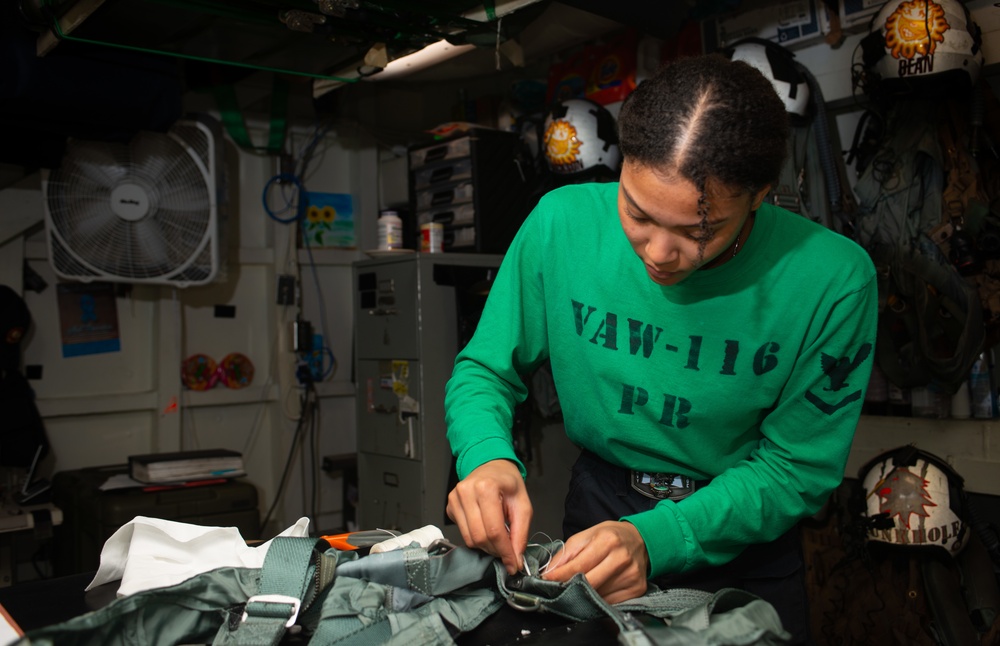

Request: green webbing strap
left=221, top=537, right=322, bottom=646
left=212, top=74, right=289, bottom=154
left=497, top=544, right=790, bottom=644
left=771, top=127, right=809, bottom=216
left=315, top=616, right=394, bottom=646
left=618, top=592, right=790, bottom=645
left=614, top=587, right=715, bottom=619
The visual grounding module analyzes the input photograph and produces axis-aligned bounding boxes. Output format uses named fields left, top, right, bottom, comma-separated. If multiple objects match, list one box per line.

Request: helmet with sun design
left=542, top=98, right=621, bottom=179
left=861, top=0, right=984, bottom=96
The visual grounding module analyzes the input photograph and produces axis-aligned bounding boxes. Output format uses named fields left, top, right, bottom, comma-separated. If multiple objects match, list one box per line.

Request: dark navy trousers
left=563, top=450, right=812, bottom=645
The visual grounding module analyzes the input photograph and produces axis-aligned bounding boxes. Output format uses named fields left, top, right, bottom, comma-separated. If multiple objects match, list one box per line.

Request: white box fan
left=42, top=116, right=225, bottom=288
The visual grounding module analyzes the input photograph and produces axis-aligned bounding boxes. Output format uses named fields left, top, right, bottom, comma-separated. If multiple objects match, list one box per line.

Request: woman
left=444, top=53, right=878, bottom=644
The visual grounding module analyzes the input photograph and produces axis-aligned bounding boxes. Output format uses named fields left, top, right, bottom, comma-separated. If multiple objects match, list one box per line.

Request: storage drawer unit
left=409, top=130, right=530, bottom=254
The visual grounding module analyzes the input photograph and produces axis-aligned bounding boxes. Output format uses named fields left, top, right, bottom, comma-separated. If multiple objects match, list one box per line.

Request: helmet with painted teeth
left=859, top=445, right=970, bottom=557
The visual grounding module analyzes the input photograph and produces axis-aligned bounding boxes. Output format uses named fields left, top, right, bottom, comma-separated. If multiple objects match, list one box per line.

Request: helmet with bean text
left=859, top=445, right=970, bottom=557
left=860, top=0, right=984, bottom=96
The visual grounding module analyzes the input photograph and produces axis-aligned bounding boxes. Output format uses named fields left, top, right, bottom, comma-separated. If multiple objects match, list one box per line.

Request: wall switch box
left=277, top=275, right=296, bottom=305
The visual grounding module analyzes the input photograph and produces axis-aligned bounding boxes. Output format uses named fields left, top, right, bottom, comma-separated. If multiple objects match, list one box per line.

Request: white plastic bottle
left=912, top=382, right=949, bottom=419
left=950, top=380, right=971, bottom=419
left=377, top=211, right=403, bottom=251
left=910, top=385, right=936, bottom=418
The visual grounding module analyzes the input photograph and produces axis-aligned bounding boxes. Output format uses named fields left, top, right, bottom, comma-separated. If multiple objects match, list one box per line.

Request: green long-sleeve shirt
left=445, top=181, right=878, bottom=578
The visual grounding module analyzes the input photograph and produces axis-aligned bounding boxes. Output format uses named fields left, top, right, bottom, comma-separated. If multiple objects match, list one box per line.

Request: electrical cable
left=241, top=323, right=284, bottom=456
left=261, top=173, right=307, bottom=223
left=319, top=347, right=338, bottom=380
left=263, top=122, right=339, bottom=384
left=310, top=389, right=320, bottom=529
left=301, top=235, right=336, bottom=380
left=260, top=383, right=316, bottom=532
left=169, top=286, right=197, bottom=451
left=297, top=119, right=338, bottom=382
left=299, top=413, right=309, bottom=529
left=297, top=120, right=335, bottom=179
left=259, top=121, right=346, bottom=530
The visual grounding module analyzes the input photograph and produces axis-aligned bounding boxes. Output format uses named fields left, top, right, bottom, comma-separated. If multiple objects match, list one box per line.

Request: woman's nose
left=645, top=228, right=678, bottom=265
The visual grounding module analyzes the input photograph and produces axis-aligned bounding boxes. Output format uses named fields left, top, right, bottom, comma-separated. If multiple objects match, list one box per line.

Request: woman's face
left=617, top=161, right=768, bottom=286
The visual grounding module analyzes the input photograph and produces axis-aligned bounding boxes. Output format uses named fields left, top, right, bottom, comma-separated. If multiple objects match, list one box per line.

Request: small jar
left=420, top=222, right=443, bottom=253
left=377, top=211, right=403, bottom=250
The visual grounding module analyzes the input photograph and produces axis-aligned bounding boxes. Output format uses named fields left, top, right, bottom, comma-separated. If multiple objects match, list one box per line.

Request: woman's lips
left=646, top=264, right=677, bottom=281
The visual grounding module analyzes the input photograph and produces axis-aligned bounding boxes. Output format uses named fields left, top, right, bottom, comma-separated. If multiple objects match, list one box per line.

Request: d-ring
left=506, top=591, right=543, bottom=612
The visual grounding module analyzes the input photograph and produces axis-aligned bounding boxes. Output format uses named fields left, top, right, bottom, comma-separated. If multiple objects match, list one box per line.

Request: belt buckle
left=631, top=471, right=696, bottom=501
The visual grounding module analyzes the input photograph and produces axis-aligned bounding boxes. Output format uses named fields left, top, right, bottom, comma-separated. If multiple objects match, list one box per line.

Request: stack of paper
left=128, top=449, right=245, bottom=484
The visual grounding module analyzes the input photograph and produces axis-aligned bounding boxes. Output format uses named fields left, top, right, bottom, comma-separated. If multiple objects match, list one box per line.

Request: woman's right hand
left=446, top=459, right=533, bottom=575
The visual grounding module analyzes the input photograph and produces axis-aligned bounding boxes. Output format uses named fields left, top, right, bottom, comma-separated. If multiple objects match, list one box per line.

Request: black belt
left=630, top=470, right=709, bottom=501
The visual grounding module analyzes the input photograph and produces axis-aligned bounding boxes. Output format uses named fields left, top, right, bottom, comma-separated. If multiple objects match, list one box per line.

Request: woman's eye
left=687, top=230, right=714, bottom=242
left=626, top=208, right=649, bottom=223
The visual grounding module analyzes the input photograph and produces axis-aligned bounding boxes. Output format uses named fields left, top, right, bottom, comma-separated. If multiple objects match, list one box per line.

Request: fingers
left=504, top=495, right=533, bottom=571
left=447, top=478, right=509, bottom=562
left=580, top=553, right=648, bottom=604
left=446, top=459, right=532, bottom=574
left=542, top=521, right=649, bottom=604
left=542, top=530, right=608, bottom=585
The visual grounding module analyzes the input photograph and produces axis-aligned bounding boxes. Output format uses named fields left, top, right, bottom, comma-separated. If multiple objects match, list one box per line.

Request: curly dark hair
left=618, top=54, right=790, bottom=198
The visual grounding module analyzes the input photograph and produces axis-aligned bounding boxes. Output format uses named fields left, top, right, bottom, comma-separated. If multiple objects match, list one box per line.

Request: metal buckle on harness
left=242, top=594, right=301, bottom=628
left=631, top=471, right=698, bottom=501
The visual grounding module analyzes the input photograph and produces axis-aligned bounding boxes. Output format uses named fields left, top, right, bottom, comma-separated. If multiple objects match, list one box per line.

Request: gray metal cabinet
left=353, top=252, right=502, bottom=536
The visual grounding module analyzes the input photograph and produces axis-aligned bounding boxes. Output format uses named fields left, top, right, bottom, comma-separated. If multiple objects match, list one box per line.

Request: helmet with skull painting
left=859, top=445, right=970, bottom=557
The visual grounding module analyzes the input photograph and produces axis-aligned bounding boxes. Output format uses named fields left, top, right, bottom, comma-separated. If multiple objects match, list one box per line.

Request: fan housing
left=42, top=117, right=224, bottom=288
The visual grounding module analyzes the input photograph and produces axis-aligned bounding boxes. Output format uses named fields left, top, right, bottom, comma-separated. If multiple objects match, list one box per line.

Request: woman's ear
left=751, top=186, right=771, bottom=211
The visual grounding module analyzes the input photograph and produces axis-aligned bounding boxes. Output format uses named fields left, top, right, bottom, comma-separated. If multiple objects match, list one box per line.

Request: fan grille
left=44, top=119, right=219, bottom=286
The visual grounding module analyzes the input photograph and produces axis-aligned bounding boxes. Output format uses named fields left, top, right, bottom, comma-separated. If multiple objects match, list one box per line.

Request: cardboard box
left=837, top=0, right=883, bottom=30
left=704, top=0, right=827, bottom=51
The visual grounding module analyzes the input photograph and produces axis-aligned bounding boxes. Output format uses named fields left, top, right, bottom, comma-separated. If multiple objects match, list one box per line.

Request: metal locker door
left=356, top=358, right=422, bottom=460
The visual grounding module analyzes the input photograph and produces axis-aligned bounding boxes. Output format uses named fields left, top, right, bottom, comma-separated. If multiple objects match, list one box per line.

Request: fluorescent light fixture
left=313, top=39, right=475, bottom=96
left=371, top=40, right=477, bottom=81
left=312, top=0, right=545, bottom=97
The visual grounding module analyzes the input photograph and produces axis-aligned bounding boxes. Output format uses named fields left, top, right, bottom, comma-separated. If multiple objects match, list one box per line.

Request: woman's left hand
left=541, top=520, right=649, bottom=604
